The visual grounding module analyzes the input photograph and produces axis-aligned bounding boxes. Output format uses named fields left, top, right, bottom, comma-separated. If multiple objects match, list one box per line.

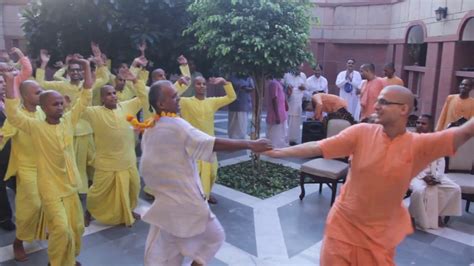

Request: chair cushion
left=446, top=173, right=474, bottom=194
left=300, top=158, right=348, bottom=180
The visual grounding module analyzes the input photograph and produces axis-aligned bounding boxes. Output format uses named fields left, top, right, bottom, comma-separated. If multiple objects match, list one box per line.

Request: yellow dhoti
left=86, top=167, right=140, bottom=226
left=198, top=153, right=218, bottom=199
left=15, top=167, right=47, bottom=241
left=43, top=193, right=84, bottom=266
left=74, top=134, right=95, bottom=194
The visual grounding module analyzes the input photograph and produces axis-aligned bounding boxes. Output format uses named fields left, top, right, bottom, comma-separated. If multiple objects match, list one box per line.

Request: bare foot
left=132, top=212, right=141, bottom=220
left=13, top=238, right=28, bottom=262
left=208, top=195, right=218, bottom=205
left=84, top=210, right=92, bottom=227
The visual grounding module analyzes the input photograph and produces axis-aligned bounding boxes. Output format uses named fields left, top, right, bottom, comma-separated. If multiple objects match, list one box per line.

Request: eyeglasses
left=376, top=98, right=405, bottom=106
left=416, top=121, right=428, bottom=125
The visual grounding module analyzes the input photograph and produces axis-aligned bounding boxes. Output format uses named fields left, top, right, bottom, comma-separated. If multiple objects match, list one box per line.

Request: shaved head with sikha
left=39, top=90, right=65, bottom=123
left=374, top=85, right=415, bottom=129
left=20, top=80, right=43, bottom=107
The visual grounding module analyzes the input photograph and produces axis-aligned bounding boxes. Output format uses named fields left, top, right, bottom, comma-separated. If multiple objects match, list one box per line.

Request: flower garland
left=126, top=112, right=178, bottom=132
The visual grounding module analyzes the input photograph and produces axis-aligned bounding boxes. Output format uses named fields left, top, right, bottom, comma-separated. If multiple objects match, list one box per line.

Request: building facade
left=308, top=0, right=474, bottom=119
left=1, top=0, right=473, bottom=119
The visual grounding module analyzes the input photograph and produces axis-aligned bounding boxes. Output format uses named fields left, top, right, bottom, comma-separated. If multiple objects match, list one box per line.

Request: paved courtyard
left=0, top=111, right=473, bottom=265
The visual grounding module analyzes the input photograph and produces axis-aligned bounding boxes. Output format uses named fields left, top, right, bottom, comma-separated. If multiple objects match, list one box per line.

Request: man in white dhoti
left=336, top=59, right=362, bottom=121
left=139, top=80, right=272, bottom=266
left=284, top=71, right=306, bottom=145
left=409, top=114, right=462, bottom=229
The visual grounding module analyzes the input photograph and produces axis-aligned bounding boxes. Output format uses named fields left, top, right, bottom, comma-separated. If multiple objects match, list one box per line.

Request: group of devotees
left=0, top=43, right=473, bottom=266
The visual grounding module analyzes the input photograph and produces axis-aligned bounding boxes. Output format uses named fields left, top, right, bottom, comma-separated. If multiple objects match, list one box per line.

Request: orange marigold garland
left=126, top=112, right=178, bottom=132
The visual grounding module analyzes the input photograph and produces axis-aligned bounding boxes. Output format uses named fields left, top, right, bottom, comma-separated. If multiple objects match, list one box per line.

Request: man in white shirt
left=409, top=114, right=462, bottom=229
left=140, top=80, right=272, bottom=266
left=336, top=59, right=362, bottom=120
left=284, top=71, right=306, bottom=145
left=306, top=64, right=328, bottom=94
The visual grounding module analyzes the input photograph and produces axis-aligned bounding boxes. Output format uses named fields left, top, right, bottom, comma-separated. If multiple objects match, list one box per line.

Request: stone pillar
left=420, top=42, right=441, bottom=115
left=435, top=41, right=457, bottom=119
left=394, top=44, right=407, bottom=82
left=0, top=3, right=5, bottom=50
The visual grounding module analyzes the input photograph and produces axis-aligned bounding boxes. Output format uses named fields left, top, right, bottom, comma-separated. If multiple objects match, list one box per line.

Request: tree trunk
left=250, top=73, right=265, bottom=170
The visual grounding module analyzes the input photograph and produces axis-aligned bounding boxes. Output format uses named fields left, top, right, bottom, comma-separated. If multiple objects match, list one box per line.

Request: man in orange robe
left=435, top=78, right=474, bottom=131
left=382, top=62, right=404, bottom=86
left=359, top=63, right=385, bottom=120
left=265, top=85, right=474, bottom=265
left=311, top=93, right=348, bottom=121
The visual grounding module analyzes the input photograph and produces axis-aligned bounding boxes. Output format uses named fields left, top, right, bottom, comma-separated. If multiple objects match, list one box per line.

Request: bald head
left=39, top=90, right=62, bottom=106
left=360, top=63, right=375, bottom=73
left=20, top=80, right=40, bottom=97
left=151, top=68, right=166, bottom=82
left=381, top=85, right=415, bottom=112
left=100, top=85, right=115, bottom=97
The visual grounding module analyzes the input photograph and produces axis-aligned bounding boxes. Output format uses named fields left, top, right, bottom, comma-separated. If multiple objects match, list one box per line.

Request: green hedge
left=217, top=160, right=299, bottom=199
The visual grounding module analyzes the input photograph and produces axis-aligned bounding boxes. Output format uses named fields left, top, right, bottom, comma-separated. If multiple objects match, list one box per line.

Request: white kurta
left=408, top=157, right=462, bottom=230
left=306, top=75, right=328, bottom=94
left=140, top=117, right=224, bottom=265
left=284, top=72, right=306, bottom=144
left=336, top=70, right=362, bottom=120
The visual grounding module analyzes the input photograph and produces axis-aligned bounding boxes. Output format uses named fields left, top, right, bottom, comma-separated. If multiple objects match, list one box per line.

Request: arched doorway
left=454, top=16, right=474, bottom=94
left=406, top=25, right=427, bottom=66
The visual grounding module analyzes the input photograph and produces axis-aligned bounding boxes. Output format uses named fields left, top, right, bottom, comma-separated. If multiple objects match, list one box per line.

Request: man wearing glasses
left=264, top=85, right=474, bottom=265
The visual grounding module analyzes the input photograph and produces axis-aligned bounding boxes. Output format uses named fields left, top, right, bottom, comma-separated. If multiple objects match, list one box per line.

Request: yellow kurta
left=180, top=83, right=236, bottom=197
left=84, top=81, right=147, bottom=226
left=37, top=66, right=109, bottom=193
left=5, top=89, right=91, bottom=266
left=0, top=106, right=47, bottom=241
left=435, top=94, right=474, bottom=131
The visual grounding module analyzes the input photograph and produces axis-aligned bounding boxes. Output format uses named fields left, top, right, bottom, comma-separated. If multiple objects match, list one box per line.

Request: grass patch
left=217, top=160, right=299, bottom=199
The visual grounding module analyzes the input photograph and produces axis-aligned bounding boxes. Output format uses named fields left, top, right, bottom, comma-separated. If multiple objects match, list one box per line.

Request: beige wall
left=0, top=1, right=28, bottom=50
left=310, top=0, right=474, bottom=41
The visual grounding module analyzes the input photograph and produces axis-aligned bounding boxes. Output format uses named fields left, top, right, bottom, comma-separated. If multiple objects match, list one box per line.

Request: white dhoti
left=228, top=111, right=248, bottom=139
left=339, top=89, right=360, bottom=121
left=144, top=217, right=225, bottom=266
left=266, top=122, right=288, bottom=148
left=287, top=114, right=302, bottom=144
left=409, top=176, right=462, bottom=229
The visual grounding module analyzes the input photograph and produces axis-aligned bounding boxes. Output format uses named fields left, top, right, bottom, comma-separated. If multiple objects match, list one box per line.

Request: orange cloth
left=312, top=93, right=348, bottom=121
left=382, top=76, right=404, bottom=87
left=318, top=124, right=455, bottom=261
left=359, top=77, right=384, bottom=120
left=435, top=94, right=474, bottom=131
left=321, top=236, right=395, bottom=266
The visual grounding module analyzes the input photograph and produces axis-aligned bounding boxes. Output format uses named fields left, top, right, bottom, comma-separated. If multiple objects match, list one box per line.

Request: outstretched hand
left=91, top=42, right=102, bottom=58
left=40, top=49, right=50, bottom=64
left=249, top=138, right=273, bottom=153
left=119, top=68, right=137, bottom=82
left=208, top=77, right=227, bottom=86
left=10, top=47, right=24, bottom=59
left=138, top=41, right=147, bottom=56
left=133, top=56, right=148, bottom=68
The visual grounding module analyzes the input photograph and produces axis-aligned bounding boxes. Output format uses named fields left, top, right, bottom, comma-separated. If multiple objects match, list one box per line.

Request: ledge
left=455, top=71, right=474, bottom=78
left=404, top=65, right=427, bottom=72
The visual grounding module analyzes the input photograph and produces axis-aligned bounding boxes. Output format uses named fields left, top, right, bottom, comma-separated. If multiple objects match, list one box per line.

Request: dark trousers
left=0, top=167, right=14, bottom=222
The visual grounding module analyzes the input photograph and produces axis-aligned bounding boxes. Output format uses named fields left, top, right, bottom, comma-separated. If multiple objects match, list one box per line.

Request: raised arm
left=453, top=117, right=474, bottom=150
left=3, top=72, right=33, bottom=134
left=120, top=68, right=147, bottom=114
left=11, top=47, right=32, bottom=85
left=36, top=49, right=67, bottom=91
left=209, top=77, right=236, bottom=110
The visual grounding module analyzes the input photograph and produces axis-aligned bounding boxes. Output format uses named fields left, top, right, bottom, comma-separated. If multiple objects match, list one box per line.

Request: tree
left=21, top=0, right=209, bottom=74
left=186, top=0, right=313, bottom=164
